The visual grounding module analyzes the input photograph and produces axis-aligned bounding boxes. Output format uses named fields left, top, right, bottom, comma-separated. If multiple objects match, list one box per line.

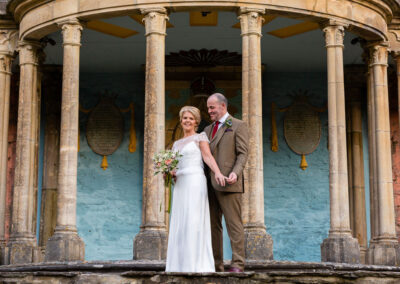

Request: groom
left=205, top=93, right=249, bottom=272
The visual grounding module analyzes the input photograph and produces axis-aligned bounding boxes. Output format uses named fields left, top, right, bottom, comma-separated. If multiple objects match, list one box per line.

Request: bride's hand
left=214, top=172, right=226, bottom=187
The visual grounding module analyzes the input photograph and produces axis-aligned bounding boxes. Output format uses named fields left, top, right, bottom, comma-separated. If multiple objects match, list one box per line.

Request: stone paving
left=0, top=260, right=400, bottom=283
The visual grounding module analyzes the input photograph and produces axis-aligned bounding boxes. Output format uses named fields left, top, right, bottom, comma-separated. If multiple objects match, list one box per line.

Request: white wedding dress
left=165, top=132, right=215, bottom=272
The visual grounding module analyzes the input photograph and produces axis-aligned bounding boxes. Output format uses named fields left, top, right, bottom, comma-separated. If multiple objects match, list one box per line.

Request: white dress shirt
left=216, top=112, right=230, bottom=131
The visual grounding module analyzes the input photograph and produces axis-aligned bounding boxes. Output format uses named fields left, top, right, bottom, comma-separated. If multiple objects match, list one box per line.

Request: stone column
left=0, top=29, right=18, bottom=258
left=239, top=7, right=273, bottom=260
left=45, top=20, right=84, bottom=262
left=366, top=43, right=400, bottom=266
left=133, top=8, right=168, bottom=260
left=364, top=52, right=379, bottom=247
left=320, top=22, right=360, bottom=263
left=6, top=40, right=41, bottom=264
left=344, top=65, right=368, bottom=263
left=39, top=65, right=62, bottom=248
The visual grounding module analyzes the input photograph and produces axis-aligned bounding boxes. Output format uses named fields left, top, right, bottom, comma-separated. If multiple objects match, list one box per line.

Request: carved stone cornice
left=18, top=40, right=41, bottom=66
left=141, top=8, right=168, bottom=37
left=238, top=7, right=264, bottom=37
left=58, top=19, right=83, bottom=47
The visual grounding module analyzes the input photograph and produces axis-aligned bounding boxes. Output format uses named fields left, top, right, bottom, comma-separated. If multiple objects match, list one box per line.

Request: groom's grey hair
left=209, top=93, right=228, bottom=107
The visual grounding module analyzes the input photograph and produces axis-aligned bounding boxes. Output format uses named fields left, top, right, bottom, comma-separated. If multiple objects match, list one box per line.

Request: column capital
left=141, top=8, right=168, bottom=37
left=238, top=7, right=265, bottom=15
left=18, top=40, right=42, bottom=66
left=322, top=24, right=346, bottom=48
left=0, top=53, right=13, bottom=75
left=0, top=29, right=18, bottom=57
left=368, top=42, right=389, bottom=67
left=238, top=7, right=264, bottom=37
left=58, top=19, right=83, bottom=47
left=0, top=29, right=18, bottom=74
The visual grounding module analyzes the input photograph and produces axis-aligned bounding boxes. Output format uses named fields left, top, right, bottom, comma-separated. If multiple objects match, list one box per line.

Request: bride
left=166, top=106, right=225, bottom=273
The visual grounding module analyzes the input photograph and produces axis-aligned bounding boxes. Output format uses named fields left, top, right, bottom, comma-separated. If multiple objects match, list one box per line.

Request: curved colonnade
left=0, top=0, right=400, bottom=266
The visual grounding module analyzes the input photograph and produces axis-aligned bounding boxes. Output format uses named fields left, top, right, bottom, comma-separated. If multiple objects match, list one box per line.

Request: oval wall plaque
left=284, top=100, right=321, bottom=156
left=86, top=97, right=124, bottom=156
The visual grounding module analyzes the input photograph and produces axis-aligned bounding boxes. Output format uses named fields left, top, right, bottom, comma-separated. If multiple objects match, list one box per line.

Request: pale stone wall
left=0, top=0, right=8, bottom=15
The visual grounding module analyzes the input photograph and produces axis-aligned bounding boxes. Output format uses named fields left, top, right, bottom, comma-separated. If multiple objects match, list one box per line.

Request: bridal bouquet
left=153, top=149, right=182, bottom=213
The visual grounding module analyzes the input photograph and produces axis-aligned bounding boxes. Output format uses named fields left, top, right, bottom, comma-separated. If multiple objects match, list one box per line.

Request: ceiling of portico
left=41, top=11, right=370, bottom=73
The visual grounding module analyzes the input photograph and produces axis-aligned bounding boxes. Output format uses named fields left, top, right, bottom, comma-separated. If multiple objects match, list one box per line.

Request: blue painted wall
left=77, top=73, right=144, bottom=260
left=263, top=73, right=329, bottom=261
left=75, top=71, right=369, bottom=262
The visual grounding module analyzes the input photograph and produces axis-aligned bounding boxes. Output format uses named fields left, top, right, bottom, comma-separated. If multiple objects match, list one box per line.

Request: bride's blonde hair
left=179, top=106, right=201, bottom=130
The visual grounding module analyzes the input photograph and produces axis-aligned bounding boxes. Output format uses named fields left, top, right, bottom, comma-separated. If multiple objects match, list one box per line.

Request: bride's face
left=181, top=111, right=197, bottom=132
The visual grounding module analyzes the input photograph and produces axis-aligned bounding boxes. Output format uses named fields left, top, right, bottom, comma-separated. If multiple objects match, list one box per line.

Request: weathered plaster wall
left=263, top=72, right=330, bottom=262
left=77, top=73, right=145, bottom=260
left=75, top=71, right=370, bottom=262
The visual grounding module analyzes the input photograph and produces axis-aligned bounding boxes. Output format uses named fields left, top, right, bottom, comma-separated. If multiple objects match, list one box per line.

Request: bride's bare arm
left=199, top=141, right=226, bottom=187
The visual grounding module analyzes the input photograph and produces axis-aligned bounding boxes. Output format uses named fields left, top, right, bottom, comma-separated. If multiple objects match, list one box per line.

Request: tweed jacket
left=204, top=115, right=249, bottom=193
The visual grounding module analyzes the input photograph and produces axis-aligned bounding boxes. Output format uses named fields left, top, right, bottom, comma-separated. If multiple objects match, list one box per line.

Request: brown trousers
left=208, top=186, right=245, bottom=271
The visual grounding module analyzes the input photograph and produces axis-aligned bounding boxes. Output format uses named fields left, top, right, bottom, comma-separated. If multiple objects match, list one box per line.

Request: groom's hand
left=226, top=172, right=237, bottom=184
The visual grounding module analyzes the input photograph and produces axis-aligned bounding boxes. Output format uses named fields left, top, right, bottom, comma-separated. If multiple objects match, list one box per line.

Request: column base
left=0, top=239, right=7, bottom=265
left=244, top=225, right=273, bottom=260
left=366, top=239, right=400, bottom=266
left=6, top=237, right=39, bottom=264
left=360, top=245, right=367, bottom=264
left=45, top=230, right=85, bottom=262
left=133, top=229, right=167, bottom=260
left=321, top=233, right=360, bottom=263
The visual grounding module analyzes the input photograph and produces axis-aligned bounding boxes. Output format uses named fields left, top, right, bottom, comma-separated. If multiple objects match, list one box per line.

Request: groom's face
left=207, top=97, right=226, bottom=122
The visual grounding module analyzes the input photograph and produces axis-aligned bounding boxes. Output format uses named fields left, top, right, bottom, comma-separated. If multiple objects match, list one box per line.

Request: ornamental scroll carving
left=271, top=92, right=326, bottom=170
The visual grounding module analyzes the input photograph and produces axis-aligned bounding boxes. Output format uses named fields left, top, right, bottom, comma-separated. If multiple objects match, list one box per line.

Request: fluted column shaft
left=320, top=22, right=360, bottom=263
left=45, top=20, right=84, bottom=262
left=239, top=7, right=273, bottom=260
left=7, top=40, right=41, bottom=264
left=366, top=43, right=400, bottom=265
left=0, top=30, right=17, bottom=252
left=133, top=8, right=168, bottom=260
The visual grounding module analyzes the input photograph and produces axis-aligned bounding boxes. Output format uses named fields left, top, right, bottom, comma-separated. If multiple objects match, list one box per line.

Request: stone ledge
left=1, top=260, right=400, bottom=273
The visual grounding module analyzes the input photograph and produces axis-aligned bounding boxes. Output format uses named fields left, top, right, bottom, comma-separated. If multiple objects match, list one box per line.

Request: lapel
left=205, top=124, right=213, bottom=141
left=210, top=115, right=231, bottom=153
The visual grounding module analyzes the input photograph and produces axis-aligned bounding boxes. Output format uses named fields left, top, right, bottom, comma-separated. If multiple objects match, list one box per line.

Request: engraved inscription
left=86, top=98, right=124, bottom=156
left=284, top=102, right=321, bottom=155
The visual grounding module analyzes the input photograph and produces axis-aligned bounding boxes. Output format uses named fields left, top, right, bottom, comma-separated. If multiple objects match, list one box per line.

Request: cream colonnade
left=6, top=40, right=42, bottom=264
left=0, top=3, right=399, bottom=266
left=320, top=21, right=361, bottom=263
left=0, top=28, right=17, bottom=263
left=238, top=7, right=273, bottom=260
left=366, top=43, right=400, bottom=266
left=133, top=8, right=169, bottom=260
left=44, top=19, right=84, bottom=262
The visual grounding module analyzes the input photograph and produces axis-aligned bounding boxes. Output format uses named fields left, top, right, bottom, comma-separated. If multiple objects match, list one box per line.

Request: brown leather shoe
left=228, top=267, right=243, bottom=273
